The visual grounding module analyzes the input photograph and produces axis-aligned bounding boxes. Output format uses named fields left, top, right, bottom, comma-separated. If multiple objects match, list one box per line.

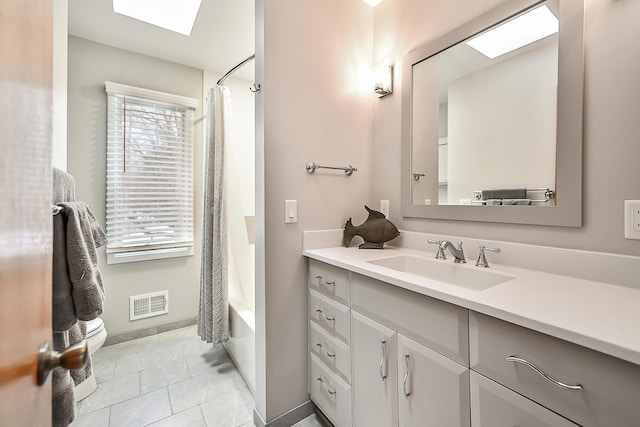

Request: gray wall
left=256, top=0, right=374, bottom=422
left=372, top=0, right=640, bottom=257
left=67, top=36, right=204, bottom=336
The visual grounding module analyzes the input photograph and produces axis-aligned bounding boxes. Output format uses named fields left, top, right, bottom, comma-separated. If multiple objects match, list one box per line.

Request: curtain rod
left=217, top=54, right=255, bottom=86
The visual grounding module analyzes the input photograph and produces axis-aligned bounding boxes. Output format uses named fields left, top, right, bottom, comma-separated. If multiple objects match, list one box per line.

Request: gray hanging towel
left=58, top=202, right=107, bottom=321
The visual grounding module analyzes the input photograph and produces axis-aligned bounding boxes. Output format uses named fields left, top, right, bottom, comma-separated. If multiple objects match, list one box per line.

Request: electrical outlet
left=380, top=200, right=390, bottom=219
left=624, top=200, right=640, bottom=239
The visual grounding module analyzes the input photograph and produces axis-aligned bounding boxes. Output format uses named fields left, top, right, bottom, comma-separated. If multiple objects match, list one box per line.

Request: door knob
left=37, top=341, right=88, bottom=386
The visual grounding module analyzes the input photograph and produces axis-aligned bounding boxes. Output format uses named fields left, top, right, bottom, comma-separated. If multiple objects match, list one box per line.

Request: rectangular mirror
left=401, top=0, right=584, bottom=226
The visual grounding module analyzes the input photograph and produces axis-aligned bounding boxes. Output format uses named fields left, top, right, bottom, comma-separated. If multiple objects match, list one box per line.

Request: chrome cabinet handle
left=403, top=354, right=411, bottom=398
left=315, top=275, right=336, bottom=287
left=379, top=340, right=387, bottom=381
left=506, top=356, right=583, bottom=391
left=315, top=309, right=335, bottom=322
left=316, top=343, right=335, bottom=358
left=317, top=377, right=337, bottom=395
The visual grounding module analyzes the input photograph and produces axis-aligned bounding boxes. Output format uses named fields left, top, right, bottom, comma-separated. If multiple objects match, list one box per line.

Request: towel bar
left=306, top=162, right=357, bottom=177
left=472, top=188, right=555, bottom=203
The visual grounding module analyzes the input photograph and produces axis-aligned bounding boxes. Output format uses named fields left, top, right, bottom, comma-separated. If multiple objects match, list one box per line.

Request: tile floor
left=70, top=325, right=328, bottom=427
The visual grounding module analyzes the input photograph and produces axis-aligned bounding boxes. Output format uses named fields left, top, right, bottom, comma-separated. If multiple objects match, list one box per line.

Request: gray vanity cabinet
left=350, top=273, right=469, bottom=366
left=470, top=311, right=640, bottom=427
left=350, top=273, right=471, bottom=427
left=308, top=260, right=353, bottom=427
left=351, top=311, right=470, bottom=427
left=307, top=258, right=640, bottom=427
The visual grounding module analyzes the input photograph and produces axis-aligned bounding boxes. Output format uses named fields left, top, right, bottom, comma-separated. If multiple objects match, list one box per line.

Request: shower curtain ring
left=250, top=84, right=261, bottom=93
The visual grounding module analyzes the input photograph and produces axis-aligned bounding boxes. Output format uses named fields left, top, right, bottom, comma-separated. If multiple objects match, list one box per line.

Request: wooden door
left=0, top=0, right=54, bottom=425
left=351, top=311, right=398, bottom=427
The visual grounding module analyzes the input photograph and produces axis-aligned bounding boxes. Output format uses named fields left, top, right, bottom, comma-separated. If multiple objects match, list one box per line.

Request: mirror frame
left=401, top=0, right=583, bottom=226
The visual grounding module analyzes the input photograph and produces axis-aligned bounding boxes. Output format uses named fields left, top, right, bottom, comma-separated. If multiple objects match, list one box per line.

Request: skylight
left=466, top=5, right=559, bottom=59
left=112, top=0, right=203, bottom=36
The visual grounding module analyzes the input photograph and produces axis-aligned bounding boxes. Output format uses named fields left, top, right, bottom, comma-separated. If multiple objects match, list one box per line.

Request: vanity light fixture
left=465, top=5, right=558, bottom=59
left=112, top=0, right=203, bottom=36
left=362, top=0, right=384, bottom=6
left=373, top=63, right=393, bottom=98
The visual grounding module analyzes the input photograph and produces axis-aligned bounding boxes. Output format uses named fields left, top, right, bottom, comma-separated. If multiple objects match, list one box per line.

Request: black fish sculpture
left=343, top=206, right=400, bottom=249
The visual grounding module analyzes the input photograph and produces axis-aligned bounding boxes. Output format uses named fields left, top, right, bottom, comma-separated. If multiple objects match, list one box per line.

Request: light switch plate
left=624, top=200, right=640, bottom=239
left=285, top=200, right=297, bottom=224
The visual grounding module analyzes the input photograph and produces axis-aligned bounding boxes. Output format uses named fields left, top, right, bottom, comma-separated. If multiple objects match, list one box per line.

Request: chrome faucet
left=441, top=241, right=466, bottom=263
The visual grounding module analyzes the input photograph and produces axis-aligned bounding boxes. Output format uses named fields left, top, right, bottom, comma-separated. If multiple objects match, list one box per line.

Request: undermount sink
left=367, top=255, right=513, bottom=291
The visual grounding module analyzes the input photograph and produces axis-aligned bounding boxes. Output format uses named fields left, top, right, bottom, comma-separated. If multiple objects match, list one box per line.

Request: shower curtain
left=199, top=85, right=252, bottom=344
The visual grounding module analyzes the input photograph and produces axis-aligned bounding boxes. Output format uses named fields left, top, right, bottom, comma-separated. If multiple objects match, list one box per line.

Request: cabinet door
left=352, top=311, right=398, bottom=427
left=397, top=334, right=470, bottom=427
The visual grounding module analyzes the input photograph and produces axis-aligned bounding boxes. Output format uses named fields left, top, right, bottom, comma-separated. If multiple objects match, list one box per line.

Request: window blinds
left=105, top=82, right=197, bottom=255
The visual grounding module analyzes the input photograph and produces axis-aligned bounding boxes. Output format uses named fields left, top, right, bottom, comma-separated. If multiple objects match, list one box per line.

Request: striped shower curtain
left=198, top=85, right=229, bottom=344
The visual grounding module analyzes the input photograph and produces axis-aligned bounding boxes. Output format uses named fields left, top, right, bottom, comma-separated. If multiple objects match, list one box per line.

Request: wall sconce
left=372, top=64, right=393, bottom=98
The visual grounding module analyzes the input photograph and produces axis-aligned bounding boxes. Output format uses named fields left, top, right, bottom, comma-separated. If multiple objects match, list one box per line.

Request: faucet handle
left=427, top=239, right=446, bottom=260
left=476, top=245, right=501, bottom=268
left=453, top=241, right=466, bottom=263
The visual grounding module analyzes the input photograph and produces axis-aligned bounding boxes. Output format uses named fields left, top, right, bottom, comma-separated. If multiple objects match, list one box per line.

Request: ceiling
left=68, top=0, right=255, bottom=81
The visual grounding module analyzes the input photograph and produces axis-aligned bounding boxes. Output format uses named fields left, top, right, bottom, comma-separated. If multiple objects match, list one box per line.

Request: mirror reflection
left=410, top=1, right=559, bottom=207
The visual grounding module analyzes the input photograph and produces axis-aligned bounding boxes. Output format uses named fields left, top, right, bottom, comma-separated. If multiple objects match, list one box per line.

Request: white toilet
left=75, top=318, right=107, bottom=401
left=85, top=317, right=107, bottom=354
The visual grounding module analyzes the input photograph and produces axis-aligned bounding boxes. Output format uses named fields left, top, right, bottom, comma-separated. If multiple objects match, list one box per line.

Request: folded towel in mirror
left=481, top=188, right=527, bottom=199
left=502, top=199, right=531, bottom=205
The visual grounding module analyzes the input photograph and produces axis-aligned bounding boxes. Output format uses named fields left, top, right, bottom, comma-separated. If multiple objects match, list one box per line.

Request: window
left=105, top=82, right=198, bottom=264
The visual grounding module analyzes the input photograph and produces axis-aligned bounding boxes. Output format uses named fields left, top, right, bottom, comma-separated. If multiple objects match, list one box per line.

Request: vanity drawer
left=310, top=353, right=352, bottom=427
left=309, top=259, right=350, bottom=306
left=470, top=312, right=640, bottom=427
left=470, top=371, right=578, bottom=427
left=310, top=289, right=350, bottom=344
left=351, top=273, right=469, bottom=366
left=310, top=320, right=351, bottom=383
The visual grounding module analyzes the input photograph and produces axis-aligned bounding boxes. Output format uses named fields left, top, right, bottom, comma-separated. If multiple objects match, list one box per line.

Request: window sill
left=107, top=246, right=194, bottom=264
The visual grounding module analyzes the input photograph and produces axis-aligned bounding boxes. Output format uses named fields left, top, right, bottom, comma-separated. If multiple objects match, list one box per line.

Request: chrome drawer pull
left=316, top=343, right=335, bottom=358
left=315, top=309, right=335, bottom=322
left=317, top=377, right=337, bottom=395
left=315, top=275, right=336, bottom=287
left=379, top=340, right=387, bottom=381
left=403, top=354, right=411, bottom=398
left=506, top=356, right=583, bottom=391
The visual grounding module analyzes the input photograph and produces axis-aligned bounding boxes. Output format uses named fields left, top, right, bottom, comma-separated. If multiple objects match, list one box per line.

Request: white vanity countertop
left=303, top=245, right=640, bottom=366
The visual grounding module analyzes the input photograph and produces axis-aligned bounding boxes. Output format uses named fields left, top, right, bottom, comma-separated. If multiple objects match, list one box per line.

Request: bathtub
left=224, top=302, right=255, bottom=395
